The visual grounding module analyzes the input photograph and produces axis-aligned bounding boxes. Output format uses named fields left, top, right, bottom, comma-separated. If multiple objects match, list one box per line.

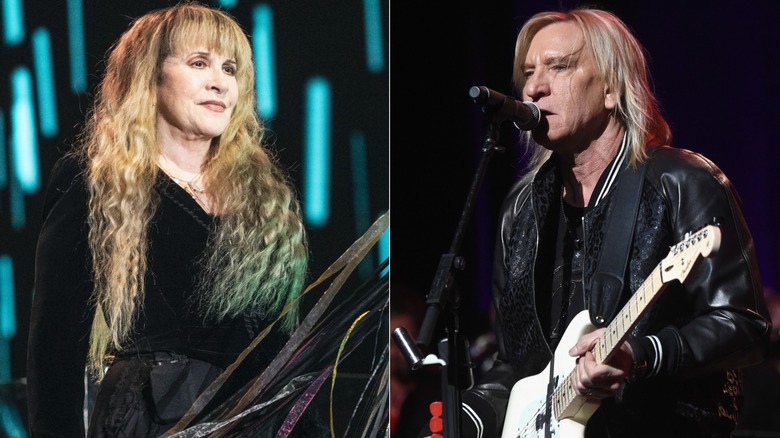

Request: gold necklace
left=170, top=175, right=205, bottom=204
left=157, top=158, right=207, bottom=209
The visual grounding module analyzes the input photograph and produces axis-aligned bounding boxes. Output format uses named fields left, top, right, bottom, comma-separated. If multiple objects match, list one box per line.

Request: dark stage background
left=0, top=0, right=388, bottom=435
left=390, top=1, right=780, bottom=436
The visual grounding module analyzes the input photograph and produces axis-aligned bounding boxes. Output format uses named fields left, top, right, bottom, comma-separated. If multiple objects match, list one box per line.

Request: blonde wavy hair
left=513, top=8, right=672, bottom=178
left=76, top=2, right=308, bottom=377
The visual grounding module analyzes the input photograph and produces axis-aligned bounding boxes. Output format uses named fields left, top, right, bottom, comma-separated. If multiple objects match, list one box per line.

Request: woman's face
left=156, top=46, right=239, bottom=145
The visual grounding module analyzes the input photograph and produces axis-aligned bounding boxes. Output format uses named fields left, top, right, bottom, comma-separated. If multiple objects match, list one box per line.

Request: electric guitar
left=500, top=225, right=721, bottom=438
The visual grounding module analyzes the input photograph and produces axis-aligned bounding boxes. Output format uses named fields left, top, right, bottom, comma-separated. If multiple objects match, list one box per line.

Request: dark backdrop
left=390, top=0, right=780, bottom=435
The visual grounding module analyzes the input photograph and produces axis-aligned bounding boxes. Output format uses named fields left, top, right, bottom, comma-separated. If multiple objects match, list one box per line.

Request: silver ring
left=585, top=389, right=593, bottom=397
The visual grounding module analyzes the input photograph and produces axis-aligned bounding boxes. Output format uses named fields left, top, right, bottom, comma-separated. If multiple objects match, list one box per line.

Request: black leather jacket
left=462, top=146, right=771, bottom=437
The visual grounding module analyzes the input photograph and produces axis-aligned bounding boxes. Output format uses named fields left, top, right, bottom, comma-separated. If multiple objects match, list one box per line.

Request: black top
left=27, top=156, right=287, bottom=437
left=547, top=199, right=585, bottom=350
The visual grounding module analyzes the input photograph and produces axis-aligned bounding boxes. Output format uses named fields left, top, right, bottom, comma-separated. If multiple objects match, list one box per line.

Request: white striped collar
left=593, top=132, right=629, bottom=207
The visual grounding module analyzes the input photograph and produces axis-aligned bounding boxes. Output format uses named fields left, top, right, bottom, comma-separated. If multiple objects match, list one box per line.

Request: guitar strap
left=588, top=160, right=647, bottom=328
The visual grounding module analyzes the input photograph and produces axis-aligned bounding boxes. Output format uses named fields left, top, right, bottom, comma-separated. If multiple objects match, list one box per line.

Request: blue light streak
left=363, top=0, right=385, bottom=72
left=67, top=0, right=87, bottom=93
left=9, top=172, right=25, bottom=230
left=0, top=399, right=26, bottom=438
left=378, top=221, right=389, bottom=276
left=303, top=77, right=331, bottom=227
left=2, top=0, right=24, bottom=46
left=10, top=67, right=40, bottom=194
left=32, top=28, right=58, bottom=137
left=252, top=4, right=276, bottom=118
left=350, top=131, right=370, bottom=234
left=0, top=256, right=16, bottom=340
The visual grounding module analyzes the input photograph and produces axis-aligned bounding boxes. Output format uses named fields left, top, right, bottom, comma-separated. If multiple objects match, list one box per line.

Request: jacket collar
left=534, top=132, right=629, bottom=209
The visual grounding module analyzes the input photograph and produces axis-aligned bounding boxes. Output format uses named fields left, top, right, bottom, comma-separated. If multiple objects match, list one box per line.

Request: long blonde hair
left=77, top=2, right=308, bottom=376
left=513, top=8, right=671, bottom=179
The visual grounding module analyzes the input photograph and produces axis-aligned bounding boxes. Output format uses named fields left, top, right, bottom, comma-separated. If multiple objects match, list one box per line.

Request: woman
left=26, top=3, right=308, bottom=436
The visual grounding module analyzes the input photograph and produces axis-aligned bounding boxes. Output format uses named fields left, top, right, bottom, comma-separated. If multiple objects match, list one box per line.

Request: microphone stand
left=394, top=111, right=505, bottom=438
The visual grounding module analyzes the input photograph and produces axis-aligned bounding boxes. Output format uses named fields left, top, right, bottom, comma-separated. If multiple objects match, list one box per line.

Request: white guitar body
left=498, top=225, right=721, bottom=438
left=500, top=311, right=599, bottom=438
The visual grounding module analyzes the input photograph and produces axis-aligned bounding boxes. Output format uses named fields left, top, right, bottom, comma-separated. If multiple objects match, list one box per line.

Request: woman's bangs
left=166, top=13, right=244, bottom=64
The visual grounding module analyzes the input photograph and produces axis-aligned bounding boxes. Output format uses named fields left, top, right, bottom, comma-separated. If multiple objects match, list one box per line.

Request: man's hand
left=568, top=328, right=634, bottom=399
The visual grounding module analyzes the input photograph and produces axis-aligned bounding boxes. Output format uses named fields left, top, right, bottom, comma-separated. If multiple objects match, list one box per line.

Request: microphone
left=469, top=85, right=541, bottom=130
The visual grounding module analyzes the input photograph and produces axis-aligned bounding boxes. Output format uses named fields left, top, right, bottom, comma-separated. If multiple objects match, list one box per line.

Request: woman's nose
left=208, top=68, right=229, bottom=93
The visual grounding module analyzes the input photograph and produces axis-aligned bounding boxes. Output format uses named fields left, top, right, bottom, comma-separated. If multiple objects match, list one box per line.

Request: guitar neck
left=554, top=263, right=667, bottom=417
left=591, top=263, right=667, bottom=364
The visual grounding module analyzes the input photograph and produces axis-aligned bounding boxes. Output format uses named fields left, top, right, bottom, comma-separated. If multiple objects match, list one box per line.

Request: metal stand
left=393, top=117, right=505, bottom=438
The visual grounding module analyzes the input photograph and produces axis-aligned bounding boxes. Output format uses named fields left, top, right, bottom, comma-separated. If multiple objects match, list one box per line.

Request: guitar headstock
left=660, top=225, right=721, bottom=284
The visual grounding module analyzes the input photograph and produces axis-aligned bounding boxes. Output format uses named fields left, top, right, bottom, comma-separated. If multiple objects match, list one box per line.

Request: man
left=460, top=8, right=771, bottom=438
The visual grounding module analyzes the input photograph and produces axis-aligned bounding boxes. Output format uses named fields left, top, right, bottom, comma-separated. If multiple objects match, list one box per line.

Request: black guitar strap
left=588, top=160, right=647, bottom=327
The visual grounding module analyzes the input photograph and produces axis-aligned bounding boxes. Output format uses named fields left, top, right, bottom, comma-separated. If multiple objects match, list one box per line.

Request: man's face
left=521, top=22, right=616, bottom=152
